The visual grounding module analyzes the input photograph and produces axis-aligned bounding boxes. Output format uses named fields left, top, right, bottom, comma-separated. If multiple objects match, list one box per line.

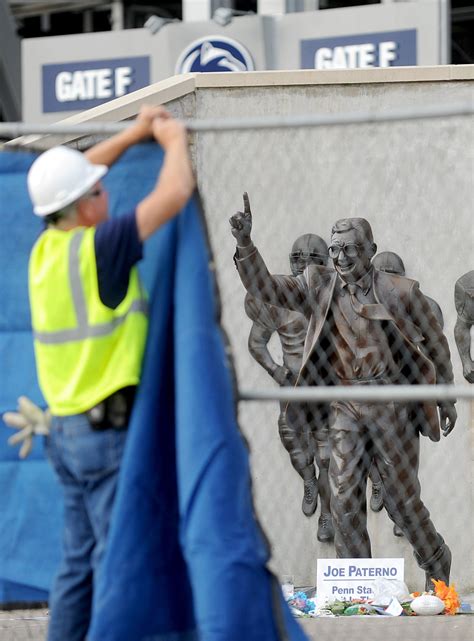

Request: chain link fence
left=1, top=103, right=473, bottom=637
left=193, top=105, right=474, bottom=596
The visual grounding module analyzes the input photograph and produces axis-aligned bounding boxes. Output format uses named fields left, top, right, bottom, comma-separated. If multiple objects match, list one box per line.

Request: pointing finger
left=243, top=192, right=251, bottom=216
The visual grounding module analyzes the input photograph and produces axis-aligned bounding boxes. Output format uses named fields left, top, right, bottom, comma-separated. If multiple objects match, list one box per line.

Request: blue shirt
left=94, top=211, right=143, bottom=309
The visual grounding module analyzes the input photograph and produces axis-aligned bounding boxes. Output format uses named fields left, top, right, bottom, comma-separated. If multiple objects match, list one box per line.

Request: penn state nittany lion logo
left=175, top=36, right=255, bottom=74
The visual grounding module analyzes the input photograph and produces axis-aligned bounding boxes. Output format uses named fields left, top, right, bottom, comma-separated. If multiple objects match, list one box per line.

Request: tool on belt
left=86, top=386, right=136, bottom=430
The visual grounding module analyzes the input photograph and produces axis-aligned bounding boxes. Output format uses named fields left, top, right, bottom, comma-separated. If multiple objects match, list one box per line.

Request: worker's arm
left=85, top=105, right=167, bottom=167
left=135, top=117, right=195, bottom=241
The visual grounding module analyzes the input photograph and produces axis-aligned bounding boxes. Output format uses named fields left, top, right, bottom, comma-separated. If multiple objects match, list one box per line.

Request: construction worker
left=24, top=105, right=194, bottom=641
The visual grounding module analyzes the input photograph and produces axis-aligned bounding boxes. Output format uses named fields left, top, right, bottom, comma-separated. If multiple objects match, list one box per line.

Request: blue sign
left=42, top=56, right=150, bottom=113
left=301, top=30, right=417, bottom=69
left=175, top=36, right=254, bottom=74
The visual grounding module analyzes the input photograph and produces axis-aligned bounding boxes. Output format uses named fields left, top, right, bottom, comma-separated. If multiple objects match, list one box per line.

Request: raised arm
left=85, top=105, right=195, bottom=241
left=230, top=193, right=308, bottom=313
left=135, top=114, right=195, bottom=241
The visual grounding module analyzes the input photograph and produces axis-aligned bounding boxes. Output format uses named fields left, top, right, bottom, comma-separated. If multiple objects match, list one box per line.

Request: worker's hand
left=151, top=115, right=187, bottom=150
left=3, top=396, right=51, bottom=459
left=438, top=401, right=457, bottom=437
left=132, top=105, right=171, bottom=141
left=230, top=192, right=253, bottom=246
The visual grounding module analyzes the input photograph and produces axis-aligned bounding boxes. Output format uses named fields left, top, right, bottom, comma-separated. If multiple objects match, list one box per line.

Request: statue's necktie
left=346, top=283, right=393, bottom=322
left=347, top=283, right=365, bottom=316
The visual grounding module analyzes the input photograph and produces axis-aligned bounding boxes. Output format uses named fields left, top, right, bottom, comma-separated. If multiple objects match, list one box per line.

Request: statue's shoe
left=317, top=513, right=334, bottom=543
left=370, top=482, right=384, bottom=512
left=424, top=544, right=452, bottom=593
left=302, top=476, right=318, bottom=517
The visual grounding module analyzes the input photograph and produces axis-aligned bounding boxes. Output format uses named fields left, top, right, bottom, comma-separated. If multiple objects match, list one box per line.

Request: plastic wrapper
left=371, top=578, right=411, bottom=606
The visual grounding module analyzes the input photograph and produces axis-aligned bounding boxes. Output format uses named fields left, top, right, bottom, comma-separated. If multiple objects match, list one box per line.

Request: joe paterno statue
left=230, top=194, right=456, bottom=589
left=244, top=232, right=334, bottom=542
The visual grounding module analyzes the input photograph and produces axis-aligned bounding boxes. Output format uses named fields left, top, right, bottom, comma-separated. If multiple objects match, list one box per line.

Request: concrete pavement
left=1, top=607, right=473, bottom=641
left=300, top=612, right=474, bottom=641
left=0, top=609, right=48, bottom=641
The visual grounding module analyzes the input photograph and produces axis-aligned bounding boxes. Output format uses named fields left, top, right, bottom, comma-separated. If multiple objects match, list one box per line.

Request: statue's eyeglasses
left=328, top=243, right=362, bottom=259
left=290, top=251, right=327, bottom=261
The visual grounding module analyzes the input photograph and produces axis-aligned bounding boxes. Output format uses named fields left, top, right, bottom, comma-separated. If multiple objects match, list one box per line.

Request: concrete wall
left=12, top=66, right=474, bottom=593
left=188, top=68, right=474, bottom=593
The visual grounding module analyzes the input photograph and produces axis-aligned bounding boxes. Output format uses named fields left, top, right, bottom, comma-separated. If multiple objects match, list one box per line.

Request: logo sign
left=42, top=56, right=150, bottom=113
left=301, top=30, right=417, bottom=70
left=316, top=558, right=404, bottom=606
left=175, top=36, right=255, bottom=74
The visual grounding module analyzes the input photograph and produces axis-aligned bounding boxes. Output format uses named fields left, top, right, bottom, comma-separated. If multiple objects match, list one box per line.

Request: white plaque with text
left=316, top=558, right=404, bottom=606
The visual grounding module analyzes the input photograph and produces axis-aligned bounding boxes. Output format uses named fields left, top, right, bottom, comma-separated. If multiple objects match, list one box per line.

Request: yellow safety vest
left=29, top=226, right=148, bottom=415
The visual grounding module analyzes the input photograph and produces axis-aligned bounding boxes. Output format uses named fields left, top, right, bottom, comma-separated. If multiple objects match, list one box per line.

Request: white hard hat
left=27, top=146, right=108, bottom=216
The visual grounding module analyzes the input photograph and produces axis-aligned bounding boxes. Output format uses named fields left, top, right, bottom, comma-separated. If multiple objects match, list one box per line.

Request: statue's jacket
left=235, top=243, right=454, bottom=442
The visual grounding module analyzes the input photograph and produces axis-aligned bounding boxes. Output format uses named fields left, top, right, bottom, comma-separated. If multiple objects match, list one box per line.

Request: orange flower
left=411, top=592, right=421, bottom=598
left=431, top=579, right=460, bottom=615
left=432, top=579, right=448, bottom=599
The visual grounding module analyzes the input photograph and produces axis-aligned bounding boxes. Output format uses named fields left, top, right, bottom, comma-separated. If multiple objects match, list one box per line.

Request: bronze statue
left=369, top=251, right=444, bottom=539
left=454, top=270, right=474, bottom=383
left=244, top=233, right=334, bottom=542
left=373, top=252, right=444, bottom=327
left=230, top=194, right=456, bottom=590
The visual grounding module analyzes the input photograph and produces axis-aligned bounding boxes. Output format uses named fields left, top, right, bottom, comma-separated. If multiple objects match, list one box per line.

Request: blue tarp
left=0, top=144, right=164, bottom=601
left=1, top=144, right=307, bottom=641
left=0, top=150, right=61, bottom=602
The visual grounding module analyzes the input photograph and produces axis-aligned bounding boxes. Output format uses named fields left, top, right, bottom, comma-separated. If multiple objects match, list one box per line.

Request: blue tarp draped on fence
left=0, top=150, right=61, bottom=602
left=0, top=144, right=163, bottom=601
left=1, top=144, right=307, bottom=641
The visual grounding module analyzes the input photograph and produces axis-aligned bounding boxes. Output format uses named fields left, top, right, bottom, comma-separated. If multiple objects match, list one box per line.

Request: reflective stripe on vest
left=33, top=230, right=148, bottom=344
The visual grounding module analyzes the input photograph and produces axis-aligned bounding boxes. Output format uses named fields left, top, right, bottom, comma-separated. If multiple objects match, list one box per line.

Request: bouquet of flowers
left=431, top=580, right=461, bottom=615
left=287, top=591, right=316, bottom=614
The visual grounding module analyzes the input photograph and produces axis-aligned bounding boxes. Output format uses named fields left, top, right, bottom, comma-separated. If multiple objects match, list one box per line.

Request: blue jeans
left=45, top=413, right=127, bottom=641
